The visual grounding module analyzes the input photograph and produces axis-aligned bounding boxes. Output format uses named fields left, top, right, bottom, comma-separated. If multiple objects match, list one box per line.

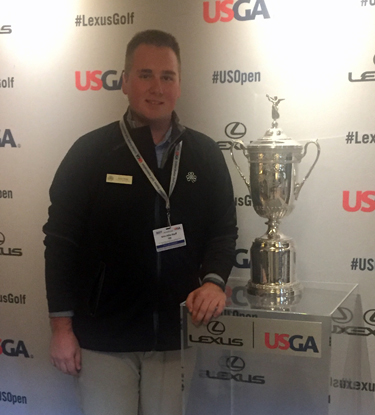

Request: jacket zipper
left=153, top=194, right=162, bottom=348
left=153, top=130, right=184, bottom=348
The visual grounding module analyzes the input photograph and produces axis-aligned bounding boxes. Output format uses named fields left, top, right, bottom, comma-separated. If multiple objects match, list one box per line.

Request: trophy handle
left=294, top=140, right=321, bottom=200
left=230, top=139, right=251, bottom=193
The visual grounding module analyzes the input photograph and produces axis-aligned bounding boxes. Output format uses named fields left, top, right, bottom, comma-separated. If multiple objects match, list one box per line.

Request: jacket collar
left=124, top=108, right=185, bottom=142
left=122, top=109, right=186, bottom=170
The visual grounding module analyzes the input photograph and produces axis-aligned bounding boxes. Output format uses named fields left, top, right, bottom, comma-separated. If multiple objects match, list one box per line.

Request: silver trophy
left=231, top=96, right=320, bottom=305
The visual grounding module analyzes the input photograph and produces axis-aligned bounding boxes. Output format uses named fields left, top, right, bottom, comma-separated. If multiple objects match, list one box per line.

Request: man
left=44, top=30, right=237, bottom=415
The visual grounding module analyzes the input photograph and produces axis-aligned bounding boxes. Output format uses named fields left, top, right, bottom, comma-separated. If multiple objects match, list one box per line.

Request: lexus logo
left=225, top=122, right=247, bottom=139
left=364, top=310, right=375, bottom=326
left=207, top=321, right=225, bottom=335
left=0, top=233, right=5, bottom=245
left=332, top=307, right=353, bottom=324
left=225, top=356, right=245, bottom=371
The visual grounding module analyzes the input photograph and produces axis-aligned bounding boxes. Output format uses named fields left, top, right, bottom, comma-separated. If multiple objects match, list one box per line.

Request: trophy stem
left=265, top=219, right=280, bottom=239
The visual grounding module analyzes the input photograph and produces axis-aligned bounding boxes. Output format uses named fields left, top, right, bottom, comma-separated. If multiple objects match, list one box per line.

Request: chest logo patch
left=186, top=172, right=197, bottom=183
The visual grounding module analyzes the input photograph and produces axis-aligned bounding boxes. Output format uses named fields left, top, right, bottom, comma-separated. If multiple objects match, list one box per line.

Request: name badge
left=106, top=174, right=133, bottom=185
left=153, top=224, right=186, bottom=252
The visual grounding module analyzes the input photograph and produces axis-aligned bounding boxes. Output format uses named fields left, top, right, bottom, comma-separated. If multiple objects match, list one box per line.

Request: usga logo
left=234, top=248, right=250, bottom=269
left=235, top=195, right=251, bottom=207
left=203, top=0, right=270, bottom=23
left=343, top=191, right=375, bottom=212
left=0, top=129, right=18, bottom=148
left=265, top=332, right=319, bottom=354
left=0, top=339, right=31, bottom=358
left=75, top=70, right=122, bottom=91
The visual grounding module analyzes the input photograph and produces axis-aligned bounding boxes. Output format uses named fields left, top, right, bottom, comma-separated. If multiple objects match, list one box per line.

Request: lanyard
left=119, top=118, right=182, bottom=227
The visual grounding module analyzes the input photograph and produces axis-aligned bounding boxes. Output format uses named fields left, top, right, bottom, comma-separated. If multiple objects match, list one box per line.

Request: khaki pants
left=77, top=348, right=182, bottom=415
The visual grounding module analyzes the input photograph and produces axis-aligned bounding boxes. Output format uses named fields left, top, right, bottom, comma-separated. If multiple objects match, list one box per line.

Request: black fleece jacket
left=43, top=115, right=237, bottom=352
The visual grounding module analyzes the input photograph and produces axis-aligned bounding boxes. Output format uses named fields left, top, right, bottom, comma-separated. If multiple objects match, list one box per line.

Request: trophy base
left=249, top=231, right=303, bottom=307
left=247, top=281, right=303, bottom=310
left=247, top=280, right=303, bottom=298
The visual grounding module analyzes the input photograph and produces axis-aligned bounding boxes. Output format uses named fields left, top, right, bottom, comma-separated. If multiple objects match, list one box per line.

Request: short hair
left=124, top=29, right=181, bottom=75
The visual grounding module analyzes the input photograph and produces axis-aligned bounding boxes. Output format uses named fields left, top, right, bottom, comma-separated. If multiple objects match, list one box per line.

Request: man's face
left=122, top=44, right=181, bottom=126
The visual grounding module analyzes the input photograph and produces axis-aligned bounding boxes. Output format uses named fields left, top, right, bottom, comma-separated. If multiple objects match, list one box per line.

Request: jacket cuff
left=202, top=273, right=226, bottom=291
left=49, top=310, right=74, bottom=318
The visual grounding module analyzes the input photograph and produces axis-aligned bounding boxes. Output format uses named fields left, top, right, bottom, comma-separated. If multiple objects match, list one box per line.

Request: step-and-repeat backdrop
left=0, top=0, right=374, bottom=413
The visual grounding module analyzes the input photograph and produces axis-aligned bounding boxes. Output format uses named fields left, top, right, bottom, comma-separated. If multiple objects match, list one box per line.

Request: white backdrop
left=0, top=0, right=374, bottom=413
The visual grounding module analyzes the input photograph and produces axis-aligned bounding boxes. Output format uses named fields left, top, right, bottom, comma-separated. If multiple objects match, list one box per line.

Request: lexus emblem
left=225, top=122, right=247, bottom=139
left=364, top=310, right=375, bottom=326
left=226, top=356, right=245, bottom=371
left=207, top=321, right=225, bottom=335
left=332, top=307, right=353, bottom=324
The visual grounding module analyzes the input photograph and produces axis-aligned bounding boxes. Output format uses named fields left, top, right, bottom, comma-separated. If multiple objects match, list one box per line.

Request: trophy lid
left=247, top=95, right=303, bottom=154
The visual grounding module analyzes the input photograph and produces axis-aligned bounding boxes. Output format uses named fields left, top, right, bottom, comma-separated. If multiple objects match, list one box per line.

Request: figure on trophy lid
left=266, top=94, right=285, bottom=123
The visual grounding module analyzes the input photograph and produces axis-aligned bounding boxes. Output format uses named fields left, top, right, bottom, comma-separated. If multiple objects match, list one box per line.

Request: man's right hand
left=50, top=317, right=81, bottom=376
